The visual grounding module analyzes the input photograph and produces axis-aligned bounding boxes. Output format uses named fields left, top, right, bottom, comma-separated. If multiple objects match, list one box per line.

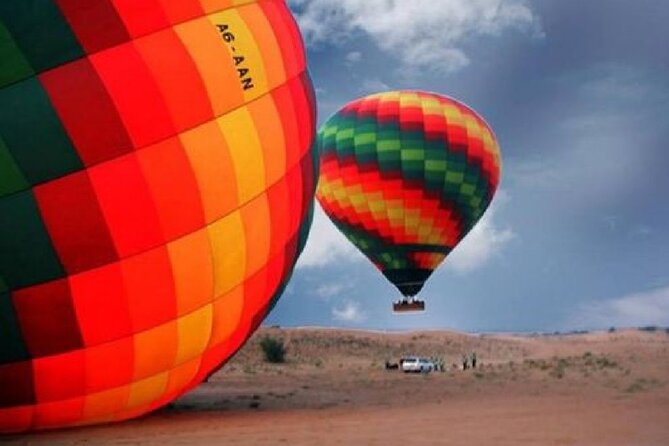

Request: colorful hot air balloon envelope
left=316, top=91, right=501, bottom=301
left=0, top=0, right=316, bottom=432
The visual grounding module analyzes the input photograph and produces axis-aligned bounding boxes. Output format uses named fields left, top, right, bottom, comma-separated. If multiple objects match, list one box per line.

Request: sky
left=265, top=0, right=669, bottom=332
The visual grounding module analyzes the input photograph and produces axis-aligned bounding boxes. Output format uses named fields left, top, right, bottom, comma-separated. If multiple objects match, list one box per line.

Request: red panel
left=289, top=75, right=314, bottom=161
left=70, top=263, right=132, bottom=346
left=0, top=361, right=35, bottom=408
left=267, top=0, right=305, bottom=76
left=111, top=0, right=170, bottom=38
left=137, top=137, right=205, bottom=241
left=271, top=82, right=300, bottom=169
left=89, top=153, right=165, bottom=258
left=34, top=171, right=118, bottom=275
left=260, top=1, right=300, bottom=79
left=135, top=29, right=213, bottom=133
left=156, top=0, right=204, bottom=25
left=243, top=264, right=267, bottom=321
left=266, top=177, right=290, bottom=258
left=122, top=246, right=177, bottom=332
left=0, top=406, right=34, bottom=433
left=33, top=350, right=85, bottom=402
left=13, top=280, right=83, bottom=358
left=85, top=337, right=133, bottom=393
left=40, top=58, right=134, bottom=166
left=56, top=0, right=131, bottom=54
left=90, top=42, right=176, bottom=149
left=34, top=397, right=84, bottom=429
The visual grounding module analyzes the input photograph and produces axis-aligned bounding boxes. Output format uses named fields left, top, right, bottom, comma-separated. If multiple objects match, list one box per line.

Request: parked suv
left=401, top=357, right=434, bottom=373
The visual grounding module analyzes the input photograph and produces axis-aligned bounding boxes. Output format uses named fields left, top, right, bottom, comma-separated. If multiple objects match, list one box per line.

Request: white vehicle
left=401, top=357, right=434, bottom=373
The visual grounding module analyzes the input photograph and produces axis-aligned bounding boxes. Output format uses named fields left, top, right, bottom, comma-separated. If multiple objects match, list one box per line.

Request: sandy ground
left=3, top=327, right=668, bottom=445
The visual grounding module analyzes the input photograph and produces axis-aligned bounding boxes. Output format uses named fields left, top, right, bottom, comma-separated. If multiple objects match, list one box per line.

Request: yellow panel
left=208, top=211, right=247, bottom=296
left=175, top=304, right=213, bottom=365
left=127, top=373, right=169, bottom=409
left=207, top=8, right=268, bottom=102
left=209, top=285, right=244, bottom=347
left=217, top=107, right=266, bottom=205
left=168, top=229, right=214, bottom=316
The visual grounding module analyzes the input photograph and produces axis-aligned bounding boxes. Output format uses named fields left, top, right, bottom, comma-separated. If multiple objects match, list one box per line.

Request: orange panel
left=174, top=17, right=244, bottom=117
left=132, top=320, right=178, bottom=381
left=181, top=121, right=239, bottom=223
left=164, top=357, right=201, bottom=400
left=134, top=28, right=214, bottom=132
left=238, top=4, right=286, bottom=88
left=167, top=229, right=214, bottom=316
left=137, top=136, right=206, bottom=241
left=82, top=386, right=131, bottom=422
left=248, top=95, right=286, bottom=187
left=240, top=193, right=271, bottom=278
left=209, top=285, right=244, bottom=347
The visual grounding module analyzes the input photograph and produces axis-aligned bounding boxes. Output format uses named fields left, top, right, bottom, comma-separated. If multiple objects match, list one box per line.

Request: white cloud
left=345, top=51, right=363, bottom=65
left=290, top=0, right=541, bottom=73
left=445, top=190, right=515, bottom=274
left=332, top=300, right=367, bottom=323
left=315, top=282, right=351, bottom=300
left=296, top=205, right=364, bottom=269
left=568, top=286, right=669, bottom=330
left=361, top=78, right=391, bottom=94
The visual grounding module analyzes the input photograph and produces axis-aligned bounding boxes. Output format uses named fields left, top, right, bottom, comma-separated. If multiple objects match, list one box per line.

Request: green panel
left=0, top=292, right=30, bottom=364
left=0, top=136, right=28, bottom=197
left=0, top=20, right=34, bottom=88
left=0, top=189, right=65, bottom=290
left=0, top=77, right=83, bottom=185
left=0, top=1, right=84, bottom=72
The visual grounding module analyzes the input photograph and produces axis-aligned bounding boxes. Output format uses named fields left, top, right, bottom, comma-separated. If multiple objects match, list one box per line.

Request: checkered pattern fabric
left=0, top=0, right=316, bottom=432
left=317, top=91, right=501, bottom=297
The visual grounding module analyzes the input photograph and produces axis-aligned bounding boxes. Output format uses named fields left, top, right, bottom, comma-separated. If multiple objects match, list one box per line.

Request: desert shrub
left=260, top=336, right=287, bottom=363
left=609, top=326, right=616, bottom=333
left=638, top=326, right=658, bottom=332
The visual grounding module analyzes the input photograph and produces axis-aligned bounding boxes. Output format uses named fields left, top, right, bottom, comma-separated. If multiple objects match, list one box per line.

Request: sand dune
left=3, top=327, right=668, bottom=445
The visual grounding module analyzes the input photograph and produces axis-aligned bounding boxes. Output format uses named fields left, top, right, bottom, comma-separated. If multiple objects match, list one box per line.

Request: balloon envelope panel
left=0, top=0, right=316, bottom=432
left=316, top=91, right=501, bottom=297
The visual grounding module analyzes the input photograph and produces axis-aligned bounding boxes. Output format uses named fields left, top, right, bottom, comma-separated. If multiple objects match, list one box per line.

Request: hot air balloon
left=0, top=0, right=316, bottom=432
left=316, top=91, right=501, bottom=313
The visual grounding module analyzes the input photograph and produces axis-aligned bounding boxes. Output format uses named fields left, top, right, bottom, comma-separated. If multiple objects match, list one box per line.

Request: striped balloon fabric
left=0, top=0, right=316, bottom=432
left=317, top=91, right=501, bottom=297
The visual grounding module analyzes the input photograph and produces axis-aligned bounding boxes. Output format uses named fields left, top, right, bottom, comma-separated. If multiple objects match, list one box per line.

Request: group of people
left=461, top=352, right=478, bottom=370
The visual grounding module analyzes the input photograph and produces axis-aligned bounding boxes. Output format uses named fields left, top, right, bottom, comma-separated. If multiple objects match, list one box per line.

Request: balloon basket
left=393, top=299, right=425, bottom=313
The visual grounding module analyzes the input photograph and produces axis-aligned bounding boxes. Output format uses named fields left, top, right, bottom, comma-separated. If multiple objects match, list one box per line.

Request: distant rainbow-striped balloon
left=316, top=91, right=502, bottom=299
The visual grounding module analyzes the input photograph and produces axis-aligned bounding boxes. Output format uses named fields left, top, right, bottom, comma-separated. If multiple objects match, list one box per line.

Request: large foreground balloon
left=0, top=0, right=316, bottom=432
left=316, top=91, right=501, bottom=300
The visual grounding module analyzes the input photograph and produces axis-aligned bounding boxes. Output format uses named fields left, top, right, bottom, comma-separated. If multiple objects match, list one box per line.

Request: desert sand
left=3, top=327, right=668, bottom=445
